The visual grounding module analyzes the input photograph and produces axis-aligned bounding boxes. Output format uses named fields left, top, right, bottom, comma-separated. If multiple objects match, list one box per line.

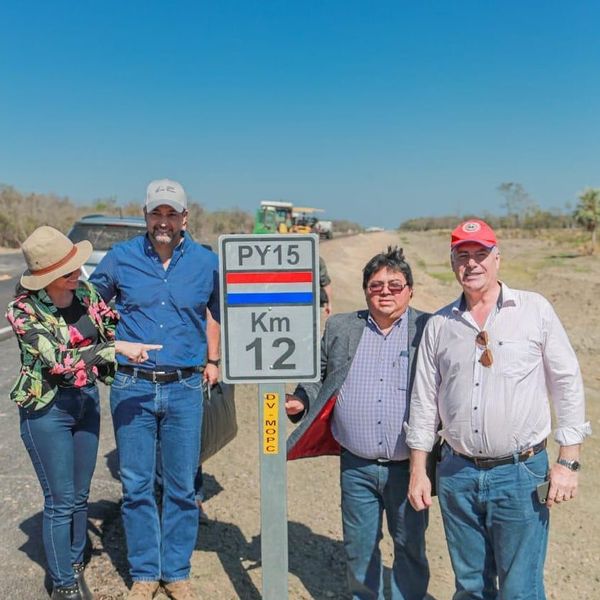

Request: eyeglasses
left=452, top=247, right=495, bottom=265
left=61, top=270, right=77, bottom=279
left=367, top=280, right=409, bottom=294
left=475, top=330, right=493, bottom=367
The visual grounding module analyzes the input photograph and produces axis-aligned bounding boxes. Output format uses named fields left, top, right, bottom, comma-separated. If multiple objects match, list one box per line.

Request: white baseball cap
left=145, top=178, right=188, bottom=213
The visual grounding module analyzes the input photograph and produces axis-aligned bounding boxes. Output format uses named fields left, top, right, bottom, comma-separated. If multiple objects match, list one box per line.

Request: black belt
left=451, top=439, right=547, bottom=469
left=343, top=448, right=409, bottom=465
left=117, top=365, right=200, bottom=383
left=375, top=457, right=410, bottom=465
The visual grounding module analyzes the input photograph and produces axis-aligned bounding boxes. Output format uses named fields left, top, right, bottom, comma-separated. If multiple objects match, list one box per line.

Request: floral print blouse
left=5, top=280, right=119, bottom=411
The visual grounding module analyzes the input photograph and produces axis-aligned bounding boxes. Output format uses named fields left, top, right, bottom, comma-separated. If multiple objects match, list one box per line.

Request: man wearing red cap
left=405, top=219, right=590, bottom=599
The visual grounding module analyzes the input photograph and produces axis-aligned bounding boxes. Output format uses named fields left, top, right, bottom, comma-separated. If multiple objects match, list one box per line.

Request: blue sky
left=1, top=1, right=599, bottom=227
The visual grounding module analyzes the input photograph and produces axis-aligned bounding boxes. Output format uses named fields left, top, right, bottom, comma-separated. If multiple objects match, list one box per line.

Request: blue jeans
left=437, top=445, right=550, bottom=600
left=110, top=370, right=202, bottom=582
left=20, top=386, right=100, bottom=588
left=340, top=450, right=429, bottom=600
left=155, top=454, right=203, bottom=502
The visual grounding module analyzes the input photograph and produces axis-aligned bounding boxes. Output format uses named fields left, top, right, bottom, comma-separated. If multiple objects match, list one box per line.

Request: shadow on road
left=87, top=499, right=131, bottom=585
left=18, top=510, right=53, bottom=595
left=16, top=470, right=438, bottom=600
left=196, top=519, right=349, bottom=599
left=105, top=448, right=120, bottom=481
left=17, top=498, right=127, bottom=595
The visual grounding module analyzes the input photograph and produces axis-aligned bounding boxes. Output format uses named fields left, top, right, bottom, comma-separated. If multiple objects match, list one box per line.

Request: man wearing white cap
left=406, top=219, right=591, bottom=599
left=91, top=179, right=220, bottom=600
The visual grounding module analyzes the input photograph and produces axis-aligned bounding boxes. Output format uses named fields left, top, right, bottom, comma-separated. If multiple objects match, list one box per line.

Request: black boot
left=50, top=583, right=83, bottom=600
left=73, top=563, right=94, bottom=600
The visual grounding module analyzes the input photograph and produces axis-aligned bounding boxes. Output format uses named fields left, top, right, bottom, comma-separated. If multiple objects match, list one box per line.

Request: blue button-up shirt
left=90, top=233, right=219, bottom=369
left=331, top=314, right=410, bottom=461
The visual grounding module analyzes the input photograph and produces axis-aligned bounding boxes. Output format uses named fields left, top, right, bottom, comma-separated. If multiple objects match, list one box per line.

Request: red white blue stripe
left=226, top=271, right=314, bottom=305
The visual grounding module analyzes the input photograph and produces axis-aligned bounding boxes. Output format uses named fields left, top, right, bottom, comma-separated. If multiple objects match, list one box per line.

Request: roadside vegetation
left=399, top=181, right=600, bottom=255
left=2, top=180, right=595, bottom=252
left=0, top=184, right=256, bottom=248
left=0, top=184, right=363, bottom=249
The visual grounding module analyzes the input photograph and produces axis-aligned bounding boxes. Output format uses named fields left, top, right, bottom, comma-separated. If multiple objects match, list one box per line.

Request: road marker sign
left=219, top=234, right=320, bottom=383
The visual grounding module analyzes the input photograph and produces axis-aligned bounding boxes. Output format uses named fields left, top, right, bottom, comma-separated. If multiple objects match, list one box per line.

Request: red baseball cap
left=451, top=219, right=497, bottom=249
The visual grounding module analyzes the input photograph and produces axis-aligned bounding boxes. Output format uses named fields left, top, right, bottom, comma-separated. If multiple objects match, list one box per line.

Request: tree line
left=0, top=184, right=364, bottom=249
left=5, top=181, right=595, bottom=253
left=398, top=182, right=599, bottom=254
left=0, top=185, right=248, bottom=249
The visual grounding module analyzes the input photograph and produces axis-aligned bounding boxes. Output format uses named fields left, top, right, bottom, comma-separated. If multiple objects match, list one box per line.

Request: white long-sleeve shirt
left=405, top=283, right=591, bottom=458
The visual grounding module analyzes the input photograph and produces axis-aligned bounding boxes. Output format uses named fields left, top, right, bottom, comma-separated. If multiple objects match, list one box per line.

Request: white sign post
left=219, top=234, right=320, bottom=599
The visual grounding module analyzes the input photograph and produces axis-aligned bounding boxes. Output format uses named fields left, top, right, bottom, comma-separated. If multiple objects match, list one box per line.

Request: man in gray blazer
left=286, top=246, right=430, bottom=600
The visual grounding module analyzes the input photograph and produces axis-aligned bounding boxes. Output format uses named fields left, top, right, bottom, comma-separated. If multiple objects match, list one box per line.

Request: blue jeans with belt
left=20, top=385, right=100, bottom=588
left=110, top=370, right=202, bottom=582
left=340, top=450, right=430, bottom=600
left=437, top=445, right=550, bottom=600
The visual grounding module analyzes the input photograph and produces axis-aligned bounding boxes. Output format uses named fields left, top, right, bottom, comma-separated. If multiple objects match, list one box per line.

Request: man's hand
left=115, top=341, right=163, bottom=363
left=408, top=449, right=433, bottom=511
left=546, top=444, right=581, bottom=507
left=408, top=470, right=433, bottom=511
left=285, top=393, right=305, bottom=416
left=546, top=462, right=579, bottom=507
left=203, top=363, right=219, bottom=386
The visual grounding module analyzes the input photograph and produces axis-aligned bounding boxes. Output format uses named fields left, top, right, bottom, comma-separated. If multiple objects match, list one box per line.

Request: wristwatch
left=206, top=358, right=221, bottom=367
left=556, top=458, right=581, bottom=471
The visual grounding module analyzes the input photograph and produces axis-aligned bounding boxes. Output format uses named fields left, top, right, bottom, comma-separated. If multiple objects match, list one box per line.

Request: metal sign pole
left=259, top=383, right=288, bottom=599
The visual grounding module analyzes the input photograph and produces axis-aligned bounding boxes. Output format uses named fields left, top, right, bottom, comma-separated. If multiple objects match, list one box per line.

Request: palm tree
left=574, top=188, right=600, bottom=254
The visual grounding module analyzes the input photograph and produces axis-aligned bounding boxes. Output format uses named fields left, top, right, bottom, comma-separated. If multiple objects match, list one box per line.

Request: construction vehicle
left=252, top=200, right=294, bottom=234
left=253, top=201, right=332, bottom=237
left=291, top=206, right=324, bottom=234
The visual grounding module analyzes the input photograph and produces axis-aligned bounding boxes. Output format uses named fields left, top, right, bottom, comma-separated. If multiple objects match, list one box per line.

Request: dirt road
left=4, top=231, right=597, bottom=599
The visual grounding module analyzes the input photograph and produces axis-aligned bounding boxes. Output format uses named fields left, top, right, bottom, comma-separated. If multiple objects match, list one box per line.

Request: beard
left=151, top=228, right=177, bottom=244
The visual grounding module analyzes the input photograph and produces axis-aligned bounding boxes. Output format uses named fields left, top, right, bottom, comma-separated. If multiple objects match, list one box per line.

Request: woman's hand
left=115, top=341, right=163, bottom=364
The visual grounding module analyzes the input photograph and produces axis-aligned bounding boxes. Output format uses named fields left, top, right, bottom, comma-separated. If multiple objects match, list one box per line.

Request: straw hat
left=20, top=226, right=93, bottom=291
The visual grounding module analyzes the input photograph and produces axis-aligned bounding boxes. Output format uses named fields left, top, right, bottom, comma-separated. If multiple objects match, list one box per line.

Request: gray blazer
left=287, top=306, right=431, bottom=460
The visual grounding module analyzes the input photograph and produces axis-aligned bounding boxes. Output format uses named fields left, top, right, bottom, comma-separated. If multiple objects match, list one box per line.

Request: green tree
left=574, top=188, right=600, bottom=254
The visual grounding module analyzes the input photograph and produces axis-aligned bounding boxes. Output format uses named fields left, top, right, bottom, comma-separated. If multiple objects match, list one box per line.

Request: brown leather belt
left=118, top=365, right=200, bottom=383
left=451, top=439, right=547, bottom=469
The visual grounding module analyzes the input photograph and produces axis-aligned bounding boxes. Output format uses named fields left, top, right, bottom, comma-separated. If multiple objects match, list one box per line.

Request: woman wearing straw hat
left=6, top=226, right=162, bottom=600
